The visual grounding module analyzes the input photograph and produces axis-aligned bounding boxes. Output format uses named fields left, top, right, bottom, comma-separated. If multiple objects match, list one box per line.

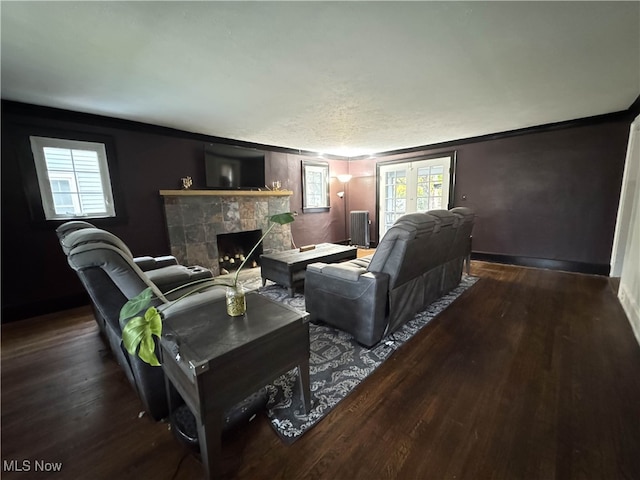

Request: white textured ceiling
left=1, top=2, right=639, bottom=157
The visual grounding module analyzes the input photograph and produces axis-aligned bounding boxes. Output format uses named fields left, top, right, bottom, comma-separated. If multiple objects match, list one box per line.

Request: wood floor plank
left=2, top=262, right=640, bottom=479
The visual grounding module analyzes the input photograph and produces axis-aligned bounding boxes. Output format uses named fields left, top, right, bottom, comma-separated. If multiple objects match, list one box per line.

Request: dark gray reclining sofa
left=305, top=207, right=474, bottom=347
left=58, top=223, right=269, bottom=436
left=60, top=226, right=223, bottom=420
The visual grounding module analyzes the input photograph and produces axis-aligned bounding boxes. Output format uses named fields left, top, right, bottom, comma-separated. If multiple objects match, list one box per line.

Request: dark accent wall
left=348, top=117, right=631, bottom=273
left=1, top=100, right=633, bottom=321
left=265, top=152, right=350, bottom=247
left=1, top=102, right=346, bottom=321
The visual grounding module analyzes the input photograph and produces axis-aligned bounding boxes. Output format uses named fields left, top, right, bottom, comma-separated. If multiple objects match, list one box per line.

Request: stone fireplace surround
left=160, top=190, right=293, bottom=276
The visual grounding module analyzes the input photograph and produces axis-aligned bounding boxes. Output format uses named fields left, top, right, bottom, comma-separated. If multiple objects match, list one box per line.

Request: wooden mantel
left=159, top=189, right=293, bottom=197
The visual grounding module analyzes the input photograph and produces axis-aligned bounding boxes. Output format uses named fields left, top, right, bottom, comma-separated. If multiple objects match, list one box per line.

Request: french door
left=378, top=153, right=454, bottom=240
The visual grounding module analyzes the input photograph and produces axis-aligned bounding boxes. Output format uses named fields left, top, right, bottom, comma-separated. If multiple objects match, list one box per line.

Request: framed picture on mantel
left=302, top=160, right=330, bottom=213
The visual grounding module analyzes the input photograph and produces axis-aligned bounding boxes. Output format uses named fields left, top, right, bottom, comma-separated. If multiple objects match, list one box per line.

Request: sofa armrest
left=146, top=265, right=213, bottom=294
left=305, top=263, right=390, bottom=347
left=157, top=285, right=227, bottom=318
left=307, top=261, right=368, bottom=282
left=134, top=255, right=179, bottom=271
left=154, top=255, right=180, bottom=268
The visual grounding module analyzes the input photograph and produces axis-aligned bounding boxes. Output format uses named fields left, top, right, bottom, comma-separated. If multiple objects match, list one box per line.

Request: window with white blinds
left=30, top=136, right=116, bottom=220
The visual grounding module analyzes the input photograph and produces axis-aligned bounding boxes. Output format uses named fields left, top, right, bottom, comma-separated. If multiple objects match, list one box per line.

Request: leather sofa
left=60, top=226, right=227, bottom=420
left=58, top=224, right=268, bottom=435
left=305, top=207, right=474, bottom=347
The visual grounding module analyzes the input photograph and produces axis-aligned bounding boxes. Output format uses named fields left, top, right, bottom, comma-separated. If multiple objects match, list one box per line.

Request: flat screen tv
left=204, top=143, right=266, bottom=190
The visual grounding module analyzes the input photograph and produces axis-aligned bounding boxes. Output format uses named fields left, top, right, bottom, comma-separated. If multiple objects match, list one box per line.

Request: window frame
left=376, top=151, right=457, bottom=240
left=30, top=136, right=116, bottom=220
left=302, top=160, right=331, bottom=213
left=15, top=126, right=126, bottom=227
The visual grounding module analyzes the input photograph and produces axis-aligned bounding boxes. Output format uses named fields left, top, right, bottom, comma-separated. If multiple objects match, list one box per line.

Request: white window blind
left=30, top=136, right=116, bottom=220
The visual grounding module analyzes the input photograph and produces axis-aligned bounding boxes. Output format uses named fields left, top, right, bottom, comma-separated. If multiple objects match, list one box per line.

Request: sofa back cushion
left=449, top=207, right=475, bottom=260
left=368, top=212, right=438, bottom=289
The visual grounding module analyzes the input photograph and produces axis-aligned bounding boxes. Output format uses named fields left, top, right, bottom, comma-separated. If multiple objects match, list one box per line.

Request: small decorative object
left=226, top=285, right=246, bottom=316
left=181, top=176, right=193, bottom=189
left=272, top=180, right=281, bottom=191
left=300, top=244, right=316, bottom=252
left=119, top=212, right=295, bottom=365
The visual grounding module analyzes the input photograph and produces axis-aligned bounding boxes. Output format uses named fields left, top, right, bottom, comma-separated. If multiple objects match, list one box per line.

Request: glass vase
left=226, top=286, right=246, bottom=317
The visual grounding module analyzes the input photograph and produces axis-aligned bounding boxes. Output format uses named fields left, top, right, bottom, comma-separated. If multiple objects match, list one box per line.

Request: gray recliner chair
left=63, top=227, right=228, bottom=420
left=59, top=226, right=269, bottom=444
left=305, top=208, right=474, bottom=347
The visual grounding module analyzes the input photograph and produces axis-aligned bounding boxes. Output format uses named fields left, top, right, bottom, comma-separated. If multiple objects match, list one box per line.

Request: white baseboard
left=619, top=284, right=640, bottom=347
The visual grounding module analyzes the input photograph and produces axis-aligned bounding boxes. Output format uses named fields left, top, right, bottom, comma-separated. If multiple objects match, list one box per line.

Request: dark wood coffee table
left=159, top=292, right=310, bottom=480
left=260, top=243, right=358, bottom=296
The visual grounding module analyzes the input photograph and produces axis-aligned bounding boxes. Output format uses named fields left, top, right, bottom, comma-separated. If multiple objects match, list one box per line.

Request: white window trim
left=30, top=136, right=116, bottom=220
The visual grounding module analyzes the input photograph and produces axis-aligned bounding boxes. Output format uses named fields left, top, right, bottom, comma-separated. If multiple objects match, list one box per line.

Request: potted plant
left=120, top=212, right=295, bottom=366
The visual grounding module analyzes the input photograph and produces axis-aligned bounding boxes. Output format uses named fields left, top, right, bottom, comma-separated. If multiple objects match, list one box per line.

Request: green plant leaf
left=121, top=306, right=162, bottom=366
left=145, top=306, right=162, bottom=337
left=119, top=287, right=154, bottom=322
left=121, top=316, right=147, bottom=355
left=138, top=333, right=160, bottom=366
left=269, top=212, right=295, bottom=225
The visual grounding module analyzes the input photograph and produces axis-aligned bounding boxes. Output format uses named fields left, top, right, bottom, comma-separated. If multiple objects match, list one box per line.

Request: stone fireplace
left=160, top=190, right=293, bottom=276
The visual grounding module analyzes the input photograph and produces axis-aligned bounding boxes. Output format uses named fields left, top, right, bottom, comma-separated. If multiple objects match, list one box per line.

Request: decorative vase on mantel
left=226, top=286, right=246, bottom=317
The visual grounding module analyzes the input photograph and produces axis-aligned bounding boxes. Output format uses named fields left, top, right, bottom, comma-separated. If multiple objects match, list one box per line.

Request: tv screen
left=204, top=144, right=266, bottom=190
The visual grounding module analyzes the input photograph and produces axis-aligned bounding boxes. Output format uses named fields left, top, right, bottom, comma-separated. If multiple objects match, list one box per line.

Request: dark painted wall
left=266, top=152, right=350, bottom=247
left=1, top=103, right=346, bottom=320
left=1, top=101, right=631, bottom=321
left=347, top=118, right=631, bottom=271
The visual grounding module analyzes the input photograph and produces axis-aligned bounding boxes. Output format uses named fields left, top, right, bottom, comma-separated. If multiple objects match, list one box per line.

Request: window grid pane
left=415, top=165, right=446, bottom=212
left=384, top=170, right=406, bottom=230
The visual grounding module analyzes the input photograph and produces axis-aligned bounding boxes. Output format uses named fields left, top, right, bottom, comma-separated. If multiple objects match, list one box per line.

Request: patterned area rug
left=251, top=274, right=479, bottom=443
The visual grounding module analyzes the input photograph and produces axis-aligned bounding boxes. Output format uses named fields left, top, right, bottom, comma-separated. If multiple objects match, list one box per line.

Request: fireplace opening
left=216, top=230, right=263, bottom=274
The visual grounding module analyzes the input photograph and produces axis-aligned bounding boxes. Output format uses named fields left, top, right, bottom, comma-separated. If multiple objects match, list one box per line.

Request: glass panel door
left=378, top=155, right=452, bottom=240
left=379, top=165, right=408, bottom=238
left=416, top=163, right=445, bottom=211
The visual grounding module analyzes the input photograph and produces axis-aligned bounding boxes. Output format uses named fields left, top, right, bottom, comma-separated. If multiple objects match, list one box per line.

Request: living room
left=2, top=2, right=640, bottom=479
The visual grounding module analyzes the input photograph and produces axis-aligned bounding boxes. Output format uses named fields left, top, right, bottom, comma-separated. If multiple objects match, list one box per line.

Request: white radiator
left=350, top=211, right=370, bottom=248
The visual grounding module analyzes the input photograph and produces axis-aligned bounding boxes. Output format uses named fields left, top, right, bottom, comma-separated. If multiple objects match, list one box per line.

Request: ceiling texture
left=1, top=1, right=639, bottom=157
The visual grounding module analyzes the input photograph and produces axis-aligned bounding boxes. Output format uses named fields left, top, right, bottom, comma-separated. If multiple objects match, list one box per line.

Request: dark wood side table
left=260, top=243, right=358, bottom=296
left=159, top=292, right=310, bottom=480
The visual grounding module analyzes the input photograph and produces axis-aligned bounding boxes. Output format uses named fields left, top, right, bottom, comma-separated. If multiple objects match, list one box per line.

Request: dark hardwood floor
left=2, top=262, right=640, bottom=479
